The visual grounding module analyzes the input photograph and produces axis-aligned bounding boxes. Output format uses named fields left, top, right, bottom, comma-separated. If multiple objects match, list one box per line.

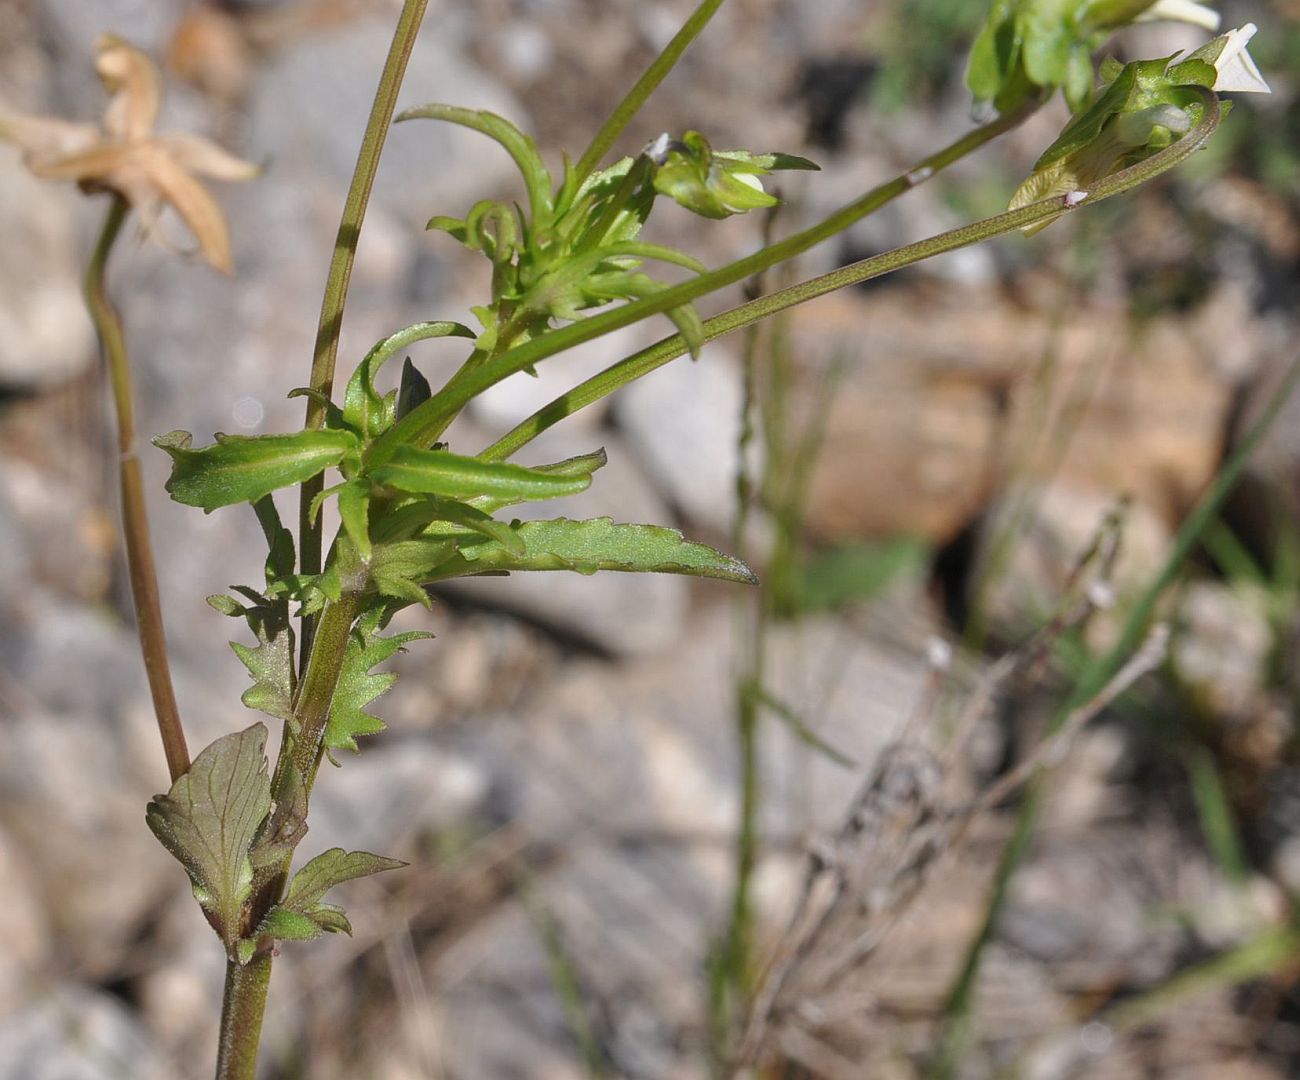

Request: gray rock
left=0, top=168, right=94, bottom=390
left=248, top=18, right=527, bottom=221
left=613, top=343, right=750, bottom=535
left=0, top=984, right=169, bottom=1080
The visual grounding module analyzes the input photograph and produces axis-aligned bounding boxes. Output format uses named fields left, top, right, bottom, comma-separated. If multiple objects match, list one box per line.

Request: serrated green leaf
left=145, top=724, right=272, bottom=954
left=154, top=429, right=358, bottom=511
left=230, top=628, right=294, bottom=722
left=368, top=537, right=457, bottom=607
left=303, top=903, right=352, bottom=935
left=426, top=517, right=758, bottom=584
left=368, top=444, right=593, bottom=503
left=284, top=847, right=407, bottom=912
left=259, top=906, right=323, bottom=942
left=324, top=612, right=433, bottom=753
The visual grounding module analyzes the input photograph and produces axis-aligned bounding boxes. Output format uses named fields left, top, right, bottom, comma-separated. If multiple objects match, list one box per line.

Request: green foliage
left=368, top=444, right=593, bottom=502
left=1009, top=50, right=1221, bottom=230
left=153, top=429, right=359, bottom=511
left=145, top=724, right=274, bottom=957
left=425, top=516, right=758, bottom=584
left=238, top=846, right=405, bottom=962
left=399, top=103, right=813, bottom=360
left=323, top=609, right=432, bottom=757
left=965, top=0, right=1216, bottom=113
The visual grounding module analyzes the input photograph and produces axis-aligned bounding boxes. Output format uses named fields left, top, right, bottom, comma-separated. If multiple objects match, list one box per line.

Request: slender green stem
left=378, top=100, right=1053, bottom=461
left=932, top=356, right=1300, bottom=1077
left=85, top=194, right=190, bottom=784
left=288, top=592, right=365, bottom=793
left=298, top=0, right=429, bottom=638
left=478, top=91, right=1218, bottom=464
left=572, top=0, right=729, bottom=184
left=215, top=955, right=272, bottom=1080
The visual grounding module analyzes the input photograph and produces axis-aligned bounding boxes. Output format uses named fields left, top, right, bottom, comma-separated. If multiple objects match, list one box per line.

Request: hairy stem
left=215, top=955, right=272, bottom=1080
left=572, top=0, right=730, bottom=184
left=85, top=193, right=189, bottom=783
left=298, top=0, right=429, bottom=645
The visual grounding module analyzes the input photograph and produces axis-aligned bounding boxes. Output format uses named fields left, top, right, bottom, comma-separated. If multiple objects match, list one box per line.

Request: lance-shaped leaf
left=154, top=428, right=358, bottom=511
left=368, top=444, right=593, bottom=503
left=426, top=517, right=758, bottom=584
left=324, top=611, right=433, bottom=755
left=470, top=448, right=608, bottom=513
left=145, top=724, right=272, bottom=954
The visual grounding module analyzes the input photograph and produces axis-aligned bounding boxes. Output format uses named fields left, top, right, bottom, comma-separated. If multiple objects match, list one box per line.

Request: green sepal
left=368, top=444, right=593, bottom=503
left=145, top=724, right=273, bottom=957
left=650, top=130, right=802, bottom=220
left=324, top=610, right=433, bottom=754
left=154, top=429, right=358, bottom=511
left=424, top=517, right=758, bottom=584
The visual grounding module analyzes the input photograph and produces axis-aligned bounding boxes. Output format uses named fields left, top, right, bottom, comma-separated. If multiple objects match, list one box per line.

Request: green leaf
left=154, top=429, right=358, bottom=511
left=145, top=724, right=273, bottom=954
left=230, top=620, right=295, bottom=723
left=427, top=517, right=757, bottom=584
left=397, top=104, right=554, bottom=228
left=337, top=481, right=372, bottom=561
left=470, top=448, right=608, bottom=512
left=284, top=847, right=406, bottom=912
left=368, top=537, right=458, bottom=608
left=324, top=611, right=433, bottom=754
left=258, top=906, right=323, bottom=942
left=368, top=444, right=593, bottom=502
left=343, top=322, right=475, bottom=441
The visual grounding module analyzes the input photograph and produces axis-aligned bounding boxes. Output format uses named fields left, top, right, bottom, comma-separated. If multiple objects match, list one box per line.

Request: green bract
left=1009, top=51, right=1219, bottom=229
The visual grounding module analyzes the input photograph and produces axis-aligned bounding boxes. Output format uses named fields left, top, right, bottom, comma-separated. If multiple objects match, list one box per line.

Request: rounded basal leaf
left=154, top=428, right=358, bottom=511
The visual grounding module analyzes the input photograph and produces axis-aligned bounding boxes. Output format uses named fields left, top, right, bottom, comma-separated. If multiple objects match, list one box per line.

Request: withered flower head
left=0, top=34, right=258, bottom=272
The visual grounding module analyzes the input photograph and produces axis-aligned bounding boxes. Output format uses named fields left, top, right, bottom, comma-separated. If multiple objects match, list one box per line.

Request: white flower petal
left=1213, top=24, right=1272, bottom=94
left=1138, top=0, right=1221, bottom=32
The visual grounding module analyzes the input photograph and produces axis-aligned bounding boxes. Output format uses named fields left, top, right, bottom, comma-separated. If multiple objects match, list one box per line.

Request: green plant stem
left=215, top=955, right=272, bottom=1080
left=932, top=356, right=1300, bottom=1077
left=298, top=0, right=428, bottom=646
left=85, top=193, right=190, bottom=784
left=572, top=0, right=730, bottom=184
left=380, top=100, right=1057, bottom=461
left=214, top=591, right=362, bottom=1080
left=477, top=91, right=1216, bottom=463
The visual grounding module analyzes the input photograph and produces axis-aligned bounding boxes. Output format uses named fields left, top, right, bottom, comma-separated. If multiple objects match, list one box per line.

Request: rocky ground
left=1, top=0, right=1298, bottom=1077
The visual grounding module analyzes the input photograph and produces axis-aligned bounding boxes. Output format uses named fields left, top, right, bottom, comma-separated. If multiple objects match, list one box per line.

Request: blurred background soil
left=1, top=0, right=1299, bottom=1076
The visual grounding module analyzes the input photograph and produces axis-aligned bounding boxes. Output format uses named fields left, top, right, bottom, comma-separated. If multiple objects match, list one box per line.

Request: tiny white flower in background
left=1138, top=0, right=1221, bottom=33
left=1210, top=23, right=1271, bottom=94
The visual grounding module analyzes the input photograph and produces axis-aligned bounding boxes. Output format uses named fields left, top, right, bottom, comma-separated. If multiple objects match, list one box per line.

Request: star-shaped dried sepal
left=0, top=34, right=258, bottom=272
